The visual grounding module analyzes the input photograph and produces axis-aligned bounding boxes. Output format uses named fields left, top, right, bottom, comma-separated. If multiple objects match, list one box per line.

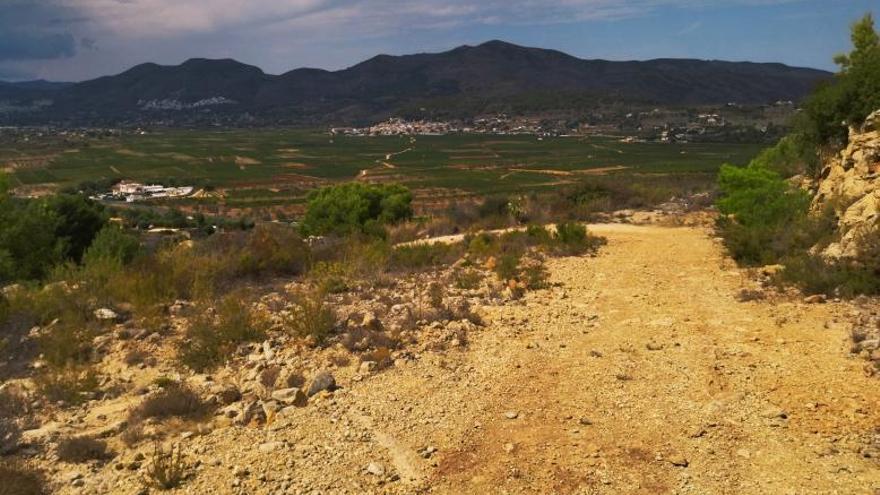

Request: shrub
left=776, top=253, right=880, bottom=297
left=0, top=461, right=46, bottom=495
left=83, top=225, right=141, bottom=266
left=129, top=383, right=208, bottom=423
left=552, top=222, right=605, bottom=256
left=466, top=233, right=499, bottom=258
left=343, top=237, right=392, bottom=280
left=35, top=366, right=99, bottom=405
left=494, top=253, right=521, bottom=281
left=179, top=295, right=263, bottom=371
left=391, top=242, right=464, bottom=272
left=453, top=266, right=482, bottom=290
left=56, top=436, right=111, bottom=463
left=521, top=258, right=550, bottom=289
left=287, top=290, right=336, bottom=343
left=525, top=224, right=553, bottom=245
left=715, top=163, right=816, bottom=265
left=44, top=193, right=108, bottom=264
left=0, top=197, right=63, bottom=282
left=300, top=183, right=413, bottom=236
left=308, top=261, right=351, bottom=293
left=0, top=388, right=27, bottom=454
left=142, top=443, right=187, bottom=491
left=235, top=224, right=309, bottom=278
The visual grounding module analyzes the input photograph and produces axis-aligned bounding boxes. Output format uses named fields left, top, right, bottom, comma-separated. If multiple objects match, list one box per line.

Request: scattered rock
left=359, top=361, right=378, bottom=374
left=668, top=453, right=689, bottom=467
left=578, top=417, right=593, bottom=426
left=93, top=308, right=119, bottom=321
left=804, top=294, right=827, bottom=304
left=503, top=443, right=516, bottom=453
left=214, top=384, right=242, bottom=405
left=761, top=406, right=788, bottom=420
left=646, top=341, right=664, bottom=351
left=307, top=371, right=337, bottom=397
left=258, top=441, right=285, bottom=454
left=366, top=462, right=385, bottom=476
left=271, top=387, right=308, bottom=407
left=504, top=411, right=519, bottom=420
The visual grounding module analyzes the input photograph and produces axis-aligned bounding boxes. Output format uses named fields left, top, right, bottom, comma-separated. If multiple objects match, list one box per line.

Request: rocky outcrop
left=812, top=109, right=880, bottom=258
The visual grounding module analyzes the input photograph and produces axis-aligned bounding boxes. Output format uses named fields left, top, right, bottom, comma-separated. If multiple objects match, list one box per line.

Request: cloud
left=0, top=1, right=82, bottom=61
left=0, top=32, right=77, bottom=61
left=62, top=0, right=809, bottom=38
left=0, top=0, right=815, bottom=80
left=677, top=20, right=703, bottom=36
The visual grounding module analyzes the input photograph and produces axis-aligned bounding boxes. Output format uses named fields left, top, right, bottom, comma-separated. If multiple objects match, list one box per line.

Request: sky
left=0, top=0, right=876, bottom=82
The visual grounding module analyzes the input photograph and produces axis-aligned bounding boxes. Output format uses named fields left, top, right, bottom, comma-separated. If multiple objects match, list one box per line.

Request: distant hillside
left=0, top=40, right=832, bottom=125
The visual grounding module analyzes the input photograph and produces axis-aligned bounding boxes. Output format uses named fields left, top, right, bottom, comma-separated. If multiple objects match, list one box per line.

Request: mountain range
left=0, top=40, right=832, bottom=126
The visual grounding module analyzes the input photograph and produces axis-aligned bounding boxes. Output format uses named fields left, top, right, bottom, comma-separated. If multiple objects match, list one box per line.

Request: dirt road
left=346, top=223, right=880, bottom=494
left=85, top=223, right=878, bottom=495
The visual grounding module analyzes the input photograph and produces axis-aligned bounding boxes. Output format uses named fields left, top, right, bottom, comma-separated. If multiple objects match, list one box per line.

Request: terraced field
left=3, top=129, right=764, bottom=206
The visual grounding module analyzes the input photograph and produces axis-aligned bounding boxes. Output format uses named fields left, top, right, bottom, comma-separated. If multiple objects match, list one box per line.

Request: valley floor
left=65, top=223, right=880, bottom=494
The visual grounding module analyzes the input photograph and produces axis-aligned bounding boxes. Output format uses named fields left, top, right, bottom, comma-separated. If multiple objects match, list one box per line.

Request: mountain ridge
left=0, top=40, right=833, bottom=125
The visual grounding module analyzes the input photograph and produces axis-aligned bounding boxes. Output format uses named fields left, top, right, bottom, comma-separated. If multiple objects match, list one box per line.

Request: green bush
left=776, top=254, right=880, bottom=297
left=391, top=242, right=465, bottom=272
left=300, top=183, right=413, bottom=236
left=494, top=253, right=521, bottom=281
left=715, top=163, right=818, bottom=265
left=83, top=225, right=141, bottom=266
left=0, top=198, right=63, bottom=282
left=453, top=266, right=482, bottom=290
left=0, top=175, right=109, bottom=283
left=552, top=222, right=605, bottom=256
left=44, top=194, right=107, bottom=263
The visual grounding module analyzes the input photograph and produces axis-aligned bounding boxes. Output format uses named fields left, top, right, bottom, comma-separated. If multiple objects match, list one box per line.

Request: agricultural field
left=1, top=128, right=764, bottom=212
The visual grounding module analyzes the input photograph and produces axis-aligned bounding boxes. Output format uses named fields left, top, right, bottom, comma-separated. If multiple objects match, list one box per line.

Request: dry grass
left=286, top=290, right=336, bottom=343
left=129, top=383, right=210, bottom=424
left=0, top=388, right=28, bottom=454
left=56, top=435, right=112, bottom=463
left=179, top=294, right=264, bottom=371
left=142, top=443, right=187, bottom=491
left=0, top=461, right=46, bottom=495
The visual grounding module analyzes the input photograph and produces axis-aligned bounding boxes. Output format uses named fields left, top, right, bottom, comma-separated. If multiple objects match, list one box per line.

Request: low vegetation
left=300, top=183, right=413, bottom=237
left=0, top=461, right=46, bottom=495
left=56, top=436, right=112, bottom=463
left=715, top=14, right=880, bottom=297
left=285, top=289, right=336, bottom=344
left=142, top=443, right=187, bottom=491
left=129, top=382, right=210, bottom=424
left=179, top=295, right=263, bottom=371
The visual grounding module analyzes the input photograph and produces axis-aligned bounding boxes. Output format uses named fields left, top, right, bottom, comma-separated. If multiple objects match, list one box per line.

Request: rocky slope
left=812, top=109, right=880, bottom=258
left=3, top=221, right=879, bottom=494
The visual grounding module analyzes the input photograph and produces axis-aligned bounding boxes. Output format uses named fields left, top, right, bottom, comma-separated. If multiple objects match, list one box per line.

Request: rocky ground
left=5, top=221, right=880, bottom=494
